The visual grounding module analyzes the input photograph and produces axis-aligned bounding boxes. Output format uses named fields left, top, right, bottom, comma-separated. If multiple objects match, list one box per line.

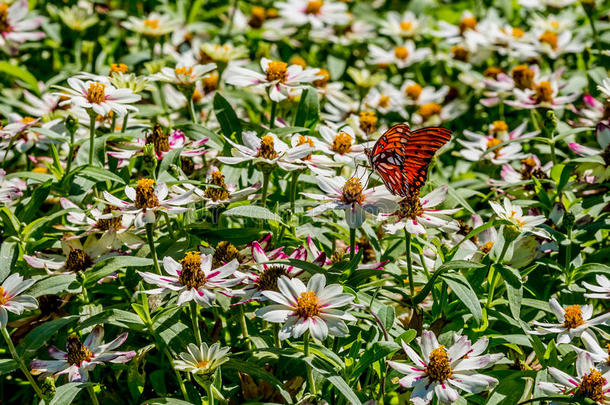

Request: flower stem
left=269, top=100, right=277, bottom=129
left=260, top=170, right=272, bottom=207
left=204, top=382, right=215, bottom=405
left=1, top=327, right=47, bottom=404
left=121, top=113, right=129, bottom=133
left=349, top=227, right=356, bottom=260
left=303, top=331, right=316, bottom=396
left=289, top=171, right=300, bottom=213
left=273, top=323, right=281, bottom=349
left=190, top=301, right=202, bottom=346
left=65, top=127, right=76, bottom=176
left=404, top=229, right=414, bottom=297
left=239, top=305, right=251, bottom=349
left=486, top=238, right=511, bottom=308
left=88, top=112, right=96, bottom=166
left=188, top=97, right=198, bottom=124
left=582, top=3, right=602, bottom=56
left=86, top=385, right=100, bottom=405
left=146, top=222, right=161, bottom=275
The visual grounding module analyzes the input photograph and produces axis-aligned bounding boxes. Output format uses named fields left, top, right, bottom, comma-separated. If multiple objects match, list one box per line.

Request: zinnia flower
left=0, top=273, right=38, bottom=329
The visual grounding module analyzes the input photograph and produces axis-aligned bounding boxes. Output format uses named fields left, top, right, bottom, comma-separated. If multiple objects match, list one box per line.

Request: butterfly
left=364, top=124, right=452, bottom=197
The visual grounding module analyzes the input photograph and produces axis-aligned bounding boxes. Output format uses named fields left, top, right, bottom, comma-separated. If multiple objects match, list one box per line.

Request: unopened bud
left=40, top=376, right=56, bottom=401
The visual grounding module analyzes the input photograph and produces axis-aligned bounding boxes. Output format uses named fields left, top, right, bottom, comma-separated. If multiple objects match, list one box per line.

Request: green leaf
left=442, top=273, right=483, bottom=324
left=505, top=281, right=523, bottom=320
left=294, top=87, right=319, bottom=128
left=395, top=329, right=417, bottom=345
left=19, top=180, right=52, bottom=223
left=376, top=305, right=395, bottom=331
left=21, top=209, right=73, bottom=240
left=75, top=165, right=127, bottom=184
left=225, top=359, right=292, bottom=403
left=85, top=256, right=153, bottom=287
left=327, top=54, right=347, bottom=80
left=79, top=309, right=146, bottom=331
left=327, top=375, right=363, bottom=405
left=0, top=241, right=18, bottom=282
left=213, top=92, right=242, bottom=141
left=349, top=341, right=400, bottom=380
left=0, top=359, right=17, bottom=375
left=0, top=206, right=21, bottom=236
left=140, top=399, right=194, bottom=405
left=49, top=383, right=89, bottom=405
left=412, top=261, right=485, bottom=306
left=18, top=316, right=79, bottom=355
left=222, top=205, right=283, bottom=223
left=27, top=274, right=80, bottom=297
left=0, top=62, right=40, bottom=95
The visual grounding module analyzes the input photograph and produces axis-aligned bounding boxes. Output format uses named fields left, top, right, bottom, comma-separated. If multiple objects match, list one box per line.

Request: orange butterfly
left=364, top=124, right=452, bottom=197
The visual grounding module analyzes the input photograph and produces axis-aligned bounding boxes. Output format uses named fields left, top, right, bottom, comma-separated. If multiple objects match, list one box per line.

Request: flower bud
left=40, top=376, right=56, bottom=401
left=64, top=114, right=79, bottom=136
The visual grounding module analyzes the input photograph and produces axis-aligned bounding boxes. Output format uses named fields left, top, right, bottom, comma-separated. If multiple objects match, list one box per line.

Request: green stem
left=190, top=301, right=202, bottom=346
left=162, top=211, right=175, bottom=239
left=529, top=109, right=540, bottom=132
left=486, top=238, right=511, bottom=308
left=238, top=305, right=251, bottom=349
left=2, top=136, right=16, bottom=163
left=204, top=382, right=215, bottom=405
left=188, top=97, right=198, bottom=124
left=65, top=127, right=76, bottom=176
left=121, top=113, right=129, bottom=133
left=583, top=4, right=602, bottom=56
left=224, top=0, right=239, bottom=40
left=269, top=100, right=277, bottom=129
left=86, top=385, right=100, bottom=405
left=289, top=171, right=300, bottom=213
left=349, top=227, right=356, bottom=260
left=1, top=328, right=47, bottom=404
left=88, top=112, right=96, bottom=166
left=146, top=222, right=161, bottom=274
left=404, top=229, right=414, bottom=297
left=273, top=323, right=281, bottom=349
left=303, top=331, right=316, bottom=396
left=260, top=170, right=272, bottom=207
left=110, top=113, right=117, bottom=133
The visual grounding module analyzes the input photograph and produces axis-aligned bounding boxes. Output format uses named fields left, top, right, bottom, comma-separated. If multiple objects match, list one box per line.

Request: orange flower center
left=313, top=68, right=330, bottom=88
left=144, top=19, right=159, bottom=29
left=539, top=31, right=558, bottom=50
left=512, top=65, right=534, bottom=90
left=212, top=241, right=240, bottom=268
left=332, top=132, right=353, bottom=154
left=451, top=45, right=469, bottom=61
left=512, top=27, right=525, bottom=38
left=481, top=241, right=494, bottom=253
left=394, top=46, right=409, bottom=60
left=398, top=194, right=423, bottom=220
left=418, top=103, right=442, bottom=120
left=179, top=251, right=206, bottom=289
left=256, top=135, right=279, bottom=160
left=378, top=94, right=391, bottom=108
left=535, top=81, right=554, bottom=104
left=459, top=16, right=477, bottom=34
left=426, top=347, right=452, bottom=382
left=295, top=291, right=321, bottom=318
left=65, top=248, right=93, bottom=273
left=87, top=82, right=106, bottom=104
left=341, top=177, right=364, bottom=204
left=146, top=124, right=170, bottom=155
left=305, top=0, right=323, bottom=15
left=0, top=287, right=7, bottom=306
left=110, top=63, right=128, bottom=74
left=66, top=335, right=93, bottom=366
left=289, top=55, right=307, bottom=68
left=359, top=111, right=377, bottom=134
left=297, top=135, right=314, bottom=160
left=134, top=178, right=159, bottom=209
left=577, top=369, right=606, bottom=403
left=0, top=4, right=10, bottom=33
left=492, top=120, right=508, bottom=134
left=265, top=61, right=288, bottom=83
left=400, top=21, right=413, bottom=32
left=97, top=206, right=122, bottom=231
left=563, top=305, right=585, bottom=329
left=21, top=116, right=37, bottom=124
left=204, top=171, right=230, bottom=202
left=405, top=83, right=422, bottom=100
left=175, top=66, right=194, bottom=77
left=257, top=266, right=290, bottom=292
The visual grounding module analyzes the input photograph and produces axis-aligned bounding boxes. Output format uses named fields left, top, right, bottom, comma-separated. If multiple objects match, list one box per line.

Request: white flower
left=0, top=0, right=45, bottom=51
left=138, top=251, right=241, bottom=307
left=388, top=331, right=501, bottom=405
left=317, top=124, right=371, bottom=164
left=200, top=42, right=248, bottom=64
left=122, top=12, right=180, bottom=37
left=569, top=123, right=610, bottom=182
left=224, top=57, right=322, bottom=102
left=489, top=198, right=549, bottom=238
left=534, top=29, right=585, bottom=59
left=56, top=77, right=141, bottom=116
left=539, top=352, right=610, bottom=404
left=289, top=133, right=337, bottom=175
left=276, top=0, right=350, bottom=29
left=401, top=81, right=449, bottom=107
left=531, top=298, right=610, bottom=344
left=363, top=82, right=407, bottom=116
left=173, top=342, right=230, bottom=375
left=368, top=41, right=430, bottom=69
left=458, top=122, right=534, bottom=165
left=519, top=0, right=577, bottom=9
left=381, top=186, right=459, bottom=235
left=0, top=169, right=26, bottom=204
left=598, top=78, right=610, bottom=101
left=302, top=174, right=399, bottom=228
left=380, top=11, right=425, bottom=38
left=255, top=273, right=355, bottom=341
left=30, top=326, right=135, bottom=382
left=0, top=273, right=38, bottom=328
left=573, top=332, right=610, bottom=373
left=102, top=179, right=194, bottom=227
left=583, top=274, right=610, bottom=300
left=151, top=63, right=217, bottom=87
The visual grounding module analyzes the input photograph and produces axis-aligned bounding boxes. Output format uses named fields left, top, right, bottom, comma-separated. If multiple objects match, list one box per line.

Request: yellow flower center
left=398, top=193, right=423, bottom=220
left=394, top=46, right=409, bottom=60
left=313, top=68, right=330, bottom=88
left=400, top=21, right=413, bottom=32
left=144, top=19, right=159, bottom=29
left=212, top=241, right=241, bottom=268
left=512, top=65, right=535, bottom=90
left=204, top=170, right=231, bottom=202
left=341, top=177, right=364, bottom=204
left=65, top=248, right=93, bottom=273
left=481, top=241, right=494, bottom=254
left=550, top=20, right=560, bottom=29
left=97, top=206, right=123, bottom=231
left=539, top=31, right=558, bottom=50
left=426, top=346, right=452, bottom=383
left=249, top=6, right=266, bottom=28
left=491, top=120, right=508, bottom=134
left=0, top=4, right=10, bottom=33
left=305, top=0, right=323, bottom=15
left=297, top=135, right=314, bottom=160
left=257, top=266, right=290, bottom=292
left=178, top=251, right=206, bottom=289
left=195, top=360, right=210, bottom=369
left=295, top=291, right=321, bottom=318
left=484, top=68, right=503, bottom=80
left=290, top=55, right=307, bottom=68
left=486, top=137, right=502, bottom=150
left=0, top=287, right=7, bottom=306
left=405, top=83, right=422, bottom=100
left=332, top=132, right=353, bottom=154
left=359, top=111, right=377, bottom=134
left=146, top=124, right=170, bottom=155
left=378, top=94, right=391, bottom=108
left=451, top=45, right=469, bottom=61
left=606, top=344, right=610, bottom=367
left=175, top=66, right=194, bottom=77
left=459, top=16, right=477, bottom=34
left=508, top=210, right=526, bottom=227
left=21, top=116, right=37, bottom=124
left=110, top=63, right=128, bottom=74
left=563, top=304, right=585, bottom=329
left=535, top=81, right=554, bottom=104
left=256, top=135, right=279, bottom=160
left=330, top=248, right=346, bottom=264
left=134, top=178, right=159, bottom=209
left=265, top=61, right=288, bottom=83
left=87, top=82, right=106, bottom=104
left=512, top=27, right=525, bottom=38
left=66, top=335, right=93, bottom=366
left=203, top=73, right=219, bottom=94
left=417, top=103, right=442, bottom=120
left=577, top=369, right=606, bottom=403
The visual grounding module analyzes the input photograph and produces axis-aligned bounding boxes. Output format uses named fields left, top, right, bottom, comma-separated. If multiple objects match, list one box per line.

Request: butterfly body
left=365, top=124, right=451, bottom=197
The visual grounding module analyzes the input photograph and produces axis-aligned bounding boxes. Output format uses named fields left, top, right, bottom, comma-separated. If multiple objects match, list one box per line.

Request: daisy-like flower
left=368, top=41, right=431, bottom=69
left=56, top=76, right=141, bottom=116
left=224, top=57, right=322, bottom=102
left=0, top=0, right=45, bottom=52
left=380, top=11, right=425, bottom=39
left=305, top=236, right=388, bottom=270
left=200, top=43, right=248, bottom=65
left=489, top=198, right=550, bottom=238
left=255, top=273, right=355, bottom=341
left=122, top=12, right=180, bottom=38
left=533, top=29, right=585, bottom=59
left=531, top=298, right=610, bottom=344
left=569, top=123, right=610, bottom=182
left=497, top=155, right=553, bottom=187
left=458, top=121, right=535, bottom=165
left=401, top=81, right=449, bottom=108
left=539, top=352, right=610, bottom=404
left=411, top=100, right=466, bottom=127
left=363, top=82, right=407, bottom=116
left=388, top=331, right=501, bottom=405
left=102, top=179, right=194, bottom=227
left=381, top=186, right=459, bottom=235
left=150, top=62, right=217, bottom=89
left=0, top=169, right=26, bottom=203
left=174, top=342, right=230, bottom=377
left=235, top=241, right=308, bottom=303
left=569, top=94, right=608, bottom=128
left=583, top=274, right=610, bottom=300
left=197, top=166, right=260, bottom=208
left=599, top=78, right=610, bottom=100
left=30, top=326, right=135, bottom=382
left=302, top=174, right=399, bottom=228
left=138, top=251, right=241, bottom=306
left=316, top=124, right=372, bottom=164
left=573, top=332, right=610, bottom=373
left=289, top=133, right=337, bottom=176
left=519, top=0, right=577, bottom=8
left=0, top=273, right=37, bottom=329
left=345, top=111, right=384, bottom=140
left=217, top=131, right=312, bottom=171
left=504, top=67, right=580, bottom=110
left=276, top=0, right=350, bottom=29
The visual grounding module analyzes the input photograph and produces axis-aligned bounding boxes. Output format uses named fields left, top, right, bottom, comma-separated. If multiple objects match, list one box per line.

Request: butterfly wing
left=369, top=124, right=451, bottom=197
